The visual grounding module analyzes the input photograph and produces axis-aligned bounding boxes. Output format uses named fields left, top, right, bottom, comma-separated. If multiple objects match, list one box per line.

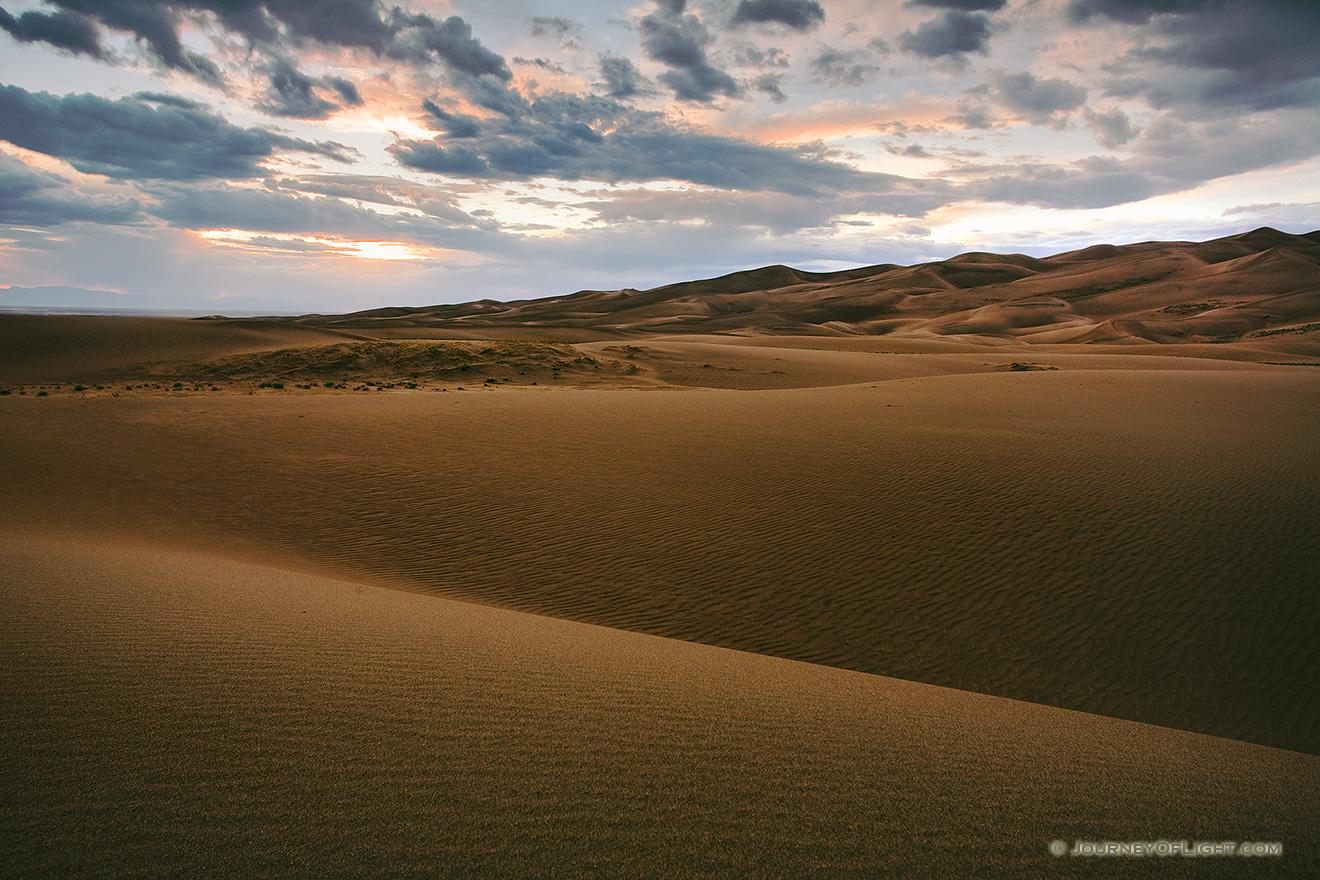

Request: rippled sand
left=4, top=535, right=1316, bottom=878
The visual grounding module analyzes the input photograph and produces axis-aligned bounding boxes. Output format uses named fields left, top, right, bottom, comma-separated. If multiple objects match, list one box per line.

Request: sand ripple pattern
left=3, top=368, right=1318, bottom=753
left=3, top=537, right=1316, bottom=878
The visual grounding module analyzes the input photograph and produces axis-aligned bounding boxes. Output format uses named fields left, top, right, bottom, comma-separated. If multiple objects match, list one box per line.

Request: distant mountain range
left=290, top=227, right=1320, bottom=344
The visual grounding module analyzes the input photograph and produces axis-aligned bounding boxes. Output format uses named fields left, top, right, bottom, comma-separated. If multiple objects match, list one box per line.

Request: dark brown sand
left=3, top=534, right=1316, bottom=878
left=3, top=356, right=1317, bottom=754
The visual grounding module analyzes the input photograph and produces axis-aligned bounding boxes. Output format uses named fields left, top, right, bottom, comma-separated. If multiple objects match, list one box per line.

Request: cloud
left=1084, top=107, right=1138, bottom=149
left=1067, top=0, right=1212, bottom=25
left=948, top=105, right=1320, bottom=209
left=960, top=159, right=1161, bottom=209
left=0, top=2, right=509, bottom=89
left=1073, top=1, right=1320, bottom=112
left=811, top=49, right=882, bottom=88
left=734, top=44, right=790, bottom=69
left=0, top=152, right=142, bottom=226
left=729, top=0, right=826, bottom=31
left=529, top=16, right=582, bottom=50
left=1128, top=109, right=1320, bottom=184
left=909, top=0, right=1006, bottom=9
left=0, top=86, right=354, bottom=181
left=276, top=174, right=491, bottom=228
left=751, top=72, right=788, bottom=102
left=639, top=1, right=742, bottom=102
left=599, top=54, right=652, bottom=99
left=12, top=0, right=222, bottom=84
left=149, top=183, right=492, bottom=252
left=988, top=70, right=1086, bottom=127
left=886, top=143, right=933, bottom=158
left=581, top=188, right=845, bottom=234
left=392, top=92, right=948, bottom=212
left=258, top=58, right=342, bottom=120
left=386, top=12, right=511, bottom=80
left=422, top=99, right=482, bottom=138
left=324, top=76, right=364, bottom=107
left=900, top=11, right=994, bottom=61
left=0, top=6, right=102, bottom=57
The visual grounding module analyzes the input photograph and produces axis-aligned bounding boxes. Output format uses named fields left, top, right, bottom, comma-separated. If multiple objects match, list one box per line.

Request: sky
left=1, top=0, right=1318, bottom=313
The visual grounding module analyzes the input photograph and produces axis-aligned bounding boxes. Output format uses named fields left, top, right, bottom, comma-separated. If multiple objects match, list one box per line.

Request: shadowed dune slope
left=4, top=362, right=1317, bottom=754
left=3, top=534, right=1316, bottom=878
left=0, top=314, right=365, bottom=384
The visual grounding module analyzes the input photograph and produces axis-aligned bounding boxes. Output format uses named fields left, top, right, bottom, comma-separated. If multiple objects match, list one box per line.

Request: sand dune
left=4, top=361, right=1318, bottom=756
left=235, top=226, right=1319, bottom=344
left=4, top=229, right=1320, bottom=875
left=3, top=534, right=1316, bottom=878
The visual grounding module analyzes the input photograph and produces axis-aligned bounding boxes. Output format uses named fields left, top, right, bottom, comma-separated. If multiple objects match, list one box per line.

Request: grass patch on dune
left=154, top=340, right=618, bottom=386
left=1161, top=300, right=1228, bottom=315
left=174, top=340, right=594, bottom=381
left=1251, top=322, right=1320, bottom=338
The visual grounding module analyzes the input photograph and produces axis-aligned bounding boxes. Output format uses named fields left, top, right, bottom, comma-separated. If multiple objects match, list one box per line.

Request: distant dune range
left=281, top=226, right=1320, bottom=344
left=3, top=228, right=1319, bottom=876
left=2, top=227, right=1319, bottom=387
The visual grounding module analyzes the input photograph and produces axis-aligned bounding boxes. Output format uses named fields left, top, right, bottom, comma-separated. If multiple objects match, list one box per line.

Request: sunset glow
left=198, top=230, right=432, bottom=261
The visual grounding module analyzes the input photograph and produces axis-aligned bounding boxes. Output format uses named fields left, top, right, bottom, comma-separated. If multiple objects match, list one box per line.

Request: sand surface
left=3, top=308, right=1319, bottom=875
left=3, top=533, right=1316, bottom=878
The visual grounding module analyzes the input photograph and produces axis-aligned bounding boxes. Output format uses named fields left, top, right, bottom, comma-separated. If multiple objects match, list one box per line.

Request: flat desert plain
left=3, top=232, right=1319, bottom=877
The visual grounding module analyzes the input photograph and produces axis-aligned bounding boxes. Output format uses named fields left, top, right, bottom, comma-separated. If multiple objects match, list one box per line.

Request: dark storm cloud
left=387, top=11, right=510, bottom=80
left=422, top=99, right=481, bottom=138
left=810, top=49, right=881, bottom=87
left=0, top=85, right=353, bottom=181
left=449, top=70, right=527, bottom=118
left=729, top=0, right=825, bottom=31
left=598, top=54, right=652, bottom=99
left=2, top=0, right=224, bottom=83
left=639, top=1, right=742, bottom=102
left=1074, top=0, right=1320, bottom=111
left=908, top=0, right=1005, bottom=10
left=258, top=58, right=340, bottom=119
left=0, top=1, right=508, bottom=87
left=0, top=5, right=101, bottom=57
left=0, top=153, right=143, bottom=226
left=900, top=11, right=993, bottom=60
left=392, top=92, right=950, bottom=214
left=988, top=71, right=1087, bottom=126
left=324, top=76, right=364, bottom=107
left=258, top=65, right=363, bottom=120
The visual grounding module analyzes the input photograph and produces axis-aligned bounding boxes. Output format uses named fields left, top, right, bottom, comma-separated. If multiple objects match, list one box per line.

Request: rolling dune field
left=3, top=229, right=1319, bottom=876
